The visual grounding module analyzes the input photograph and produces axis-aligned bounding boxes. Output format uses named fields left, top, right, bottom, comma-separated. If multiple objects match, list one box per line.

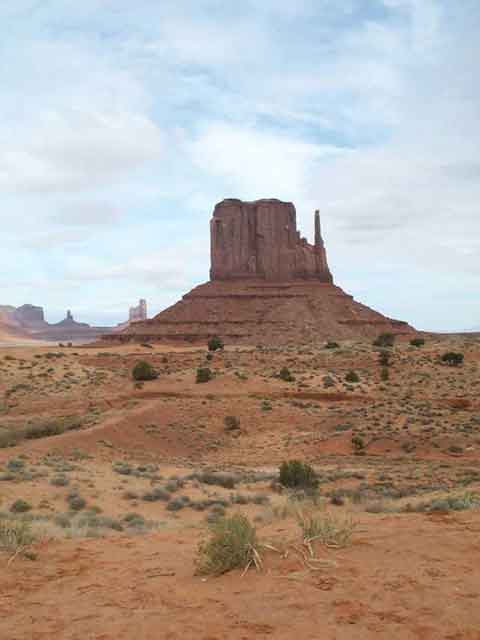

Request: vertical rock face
left=210, top=199, right=333, bottom=283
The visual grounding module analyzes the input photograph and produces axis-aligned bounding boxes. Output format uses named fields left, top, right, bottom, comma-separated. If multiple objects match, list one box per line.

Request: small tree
left=208, top=336, right=224, bottom=352
left=132, top=361, right=158, bottom=381
left=279, top=460, right=318, bottom=490
left=373, top=333, right=395, bottom=348
left=441, top=352, right=464, bottom=367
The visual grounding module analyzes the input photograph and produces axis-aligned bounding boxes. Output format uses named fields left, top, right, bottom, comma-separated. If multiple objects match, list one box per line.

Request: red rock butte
left=110, top=198, right=414, bottom=345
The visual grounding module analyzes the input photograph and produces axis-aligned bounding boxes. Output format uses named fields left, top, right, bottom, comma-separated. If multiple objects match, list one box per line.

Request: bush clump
left=410, top=337, right=425, bottom=347
left=345, top=370, right=359, bottom=383
left=196, top=514, right=258, bottom=576
left=373, top=333, right=395, bottom=348
left=279, top=367, right=295, bottom=382
left=441, top=352, right=464, bottom=367
left=196, top=367, right=213, bottom=383
left=325, top=341, right=339, bottom=349
left=10, top=499, right=32, bottom=513
left=279, top=460, right=318, bottom=490
left=208, top=336, right=224, bottom=352
left=224, top=416, right=241, bottom=431
left=132, top=361, right=158, bottom=381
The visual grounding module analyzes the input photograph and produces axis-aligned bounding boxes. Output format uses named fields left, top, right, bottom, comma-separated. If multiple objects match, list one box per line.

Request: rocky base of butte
left=110, top=198, right=414, bottom=346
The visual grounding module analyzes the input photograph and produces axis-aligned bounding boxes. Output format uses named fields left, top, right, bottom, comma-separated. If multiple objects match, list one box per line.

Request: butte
left=110, top=198, right=414, bottom=345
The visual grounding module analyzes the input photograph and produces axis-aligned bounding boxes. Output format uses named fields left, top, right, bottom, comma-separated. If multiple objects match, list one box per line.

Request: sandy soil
left=0, top=335, right=479, bottom=639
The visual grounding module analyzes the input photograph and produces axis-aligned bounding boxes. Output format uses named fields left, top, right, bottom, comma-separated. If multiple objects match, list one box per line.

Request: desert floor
left=0, top=335, right=479, bottom=639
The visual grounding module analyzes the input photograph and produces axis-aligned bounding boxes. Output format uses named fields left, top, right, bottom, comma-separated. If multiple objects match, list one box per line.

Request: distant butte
left=110, top=198, right=414, bottom=345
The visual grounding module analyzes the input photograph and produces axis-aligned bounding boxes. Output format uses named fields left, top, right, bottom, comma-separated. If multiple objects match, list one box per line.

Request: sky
left=0, top=0, right=479, bottom=330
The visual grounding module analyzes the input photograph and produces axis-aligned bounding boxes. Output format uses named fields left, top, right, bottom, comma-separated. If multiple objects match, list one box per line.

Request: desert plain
left=0, top=334, right=479, bottom=639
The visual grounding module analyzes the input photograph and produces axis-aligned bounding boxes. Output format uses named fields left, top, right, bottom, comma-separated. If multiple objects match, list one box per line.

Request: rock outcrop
left=211, top=199, right=332, bottom=282
left=108, top=198, right=414, bottom=346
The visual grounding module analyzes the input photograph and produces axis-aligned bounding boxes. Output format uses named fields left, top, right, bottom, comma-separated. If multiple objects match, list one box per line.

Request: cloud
left=0, top=0, right=478, bottom=330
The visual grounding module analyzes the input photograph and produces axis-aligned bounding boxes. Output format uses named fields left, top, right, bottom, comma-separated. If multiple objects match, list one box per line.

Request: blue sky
left=0, top=0, right=479, bottom=330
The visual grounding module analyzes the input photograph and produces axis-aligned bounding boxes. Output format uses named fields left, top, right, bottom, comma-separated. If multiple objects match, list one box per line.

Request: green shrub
left=132, top=361, right=158, bottom=381
left=351, top=435, right=365, bottom=451
left=441, top=352, right=464, bottom=367
left=380, top=367, right=389, bottom=381
left=10, top=499, right=32, bottom=513
left=373, top=333, right=395, bottom=348
left=196, top=514, right=258, bottom=575
left=196, top=367, right=213, bottom=383
left=279, top=460, right=318, bottom=490
left=208, top=336, right=224, bottom=352
left=279, top=367, right=295, bottom=382
left=345, top=370, right=359, bottom=383
left=410, top=337, right=425, bottom=347
left=24, top=420, right=65, bottom=440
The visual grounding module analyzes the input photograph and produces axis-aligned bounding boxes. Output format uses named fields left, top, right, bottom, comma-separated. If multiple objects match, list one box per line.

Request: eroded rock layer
left=110, top=280, right=413, bottom=346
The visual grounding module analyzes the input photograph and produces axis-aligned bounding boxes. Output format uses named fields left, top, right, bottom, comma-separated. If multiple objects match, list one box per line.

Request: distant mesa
left=0, top=305, right=111, bottom=343
left=14, top=304, right=48, bottom=329
left=108, top=198, right=415, bottom=346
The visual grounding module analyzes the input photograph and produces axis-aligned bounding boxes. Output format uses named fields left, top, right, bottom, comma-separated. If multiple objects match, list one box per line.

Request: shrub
left=380, top=367, right=390, bottom=381
left=142, top=487, right=171, bottom=502
left=10, top=499, right=32, bottom=513
left=410, top=337, right=425, bottom=347
left=196, top=514, right=258, bottom=575
left=67, top=493, right=86, bottom=511
left=441, top=352, right=464, bottom=367
left=166, top=496, right=189, bottom=511
left=279, top=367, right=295, bottom=382
left=196, top=367, right=213, bottom=383
left=373, top=333, right=395, bottom=348
left=7, top=458, right=25, bottom=471
left=24, top=420, right=65, bottom=440
left=322, top=375, right=335, bottom=388
left=208, top=336, right=224, bottom=352
left=279, top=460, right=318, bottom=490
left=132, top=361, right=158, bottom=381
left=325, top=341, right=339, bottom=349
left=351, top=435, right=365, bottom=451
left=0, top=518, right=35, bottom=553
left=345, top=370, right=359, bottom=383
left=296, top=509, right=356, bottom=547
left=50, top=475, right=70, bottom=487
left=224, top=416, right=241, bottom=431
left=197, top=471, right=237, bottom=489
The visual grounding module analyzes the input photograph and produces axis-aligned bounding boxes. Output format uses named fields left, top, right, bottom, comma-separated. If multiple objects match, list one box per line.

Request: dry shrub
left=196, top=514, right=261, bottom=576
left=296, top=509, right=356, bottom=547
left=0, top=518, right=36, bottom=558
